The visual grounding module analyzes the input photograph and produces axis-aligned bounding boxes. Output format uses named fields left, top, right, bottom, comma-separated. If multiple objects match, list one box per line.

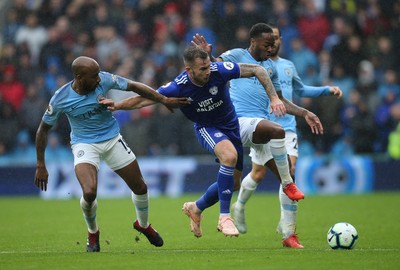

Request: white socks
left=279, top=184, right=298, bottom=239
left=270, top=139, right=293, bottom=186
left=80, top=197, right=98, bottom=233
left=237, top=174, right=258, bottom=207
left=131, top=192, right=149, bottom=228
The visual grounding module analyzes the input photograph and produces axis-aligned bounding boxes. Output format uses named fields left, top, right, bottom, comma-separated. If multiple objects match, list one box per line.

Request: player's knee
left=220, top=153, right=237, bottom=167
left=83, top=188, right=97, bottom=203
left=270, top=124, right=285, bottom=139
left=251, top=169, right=266, bottom=182
left=132, top=181, right=147, bottom=195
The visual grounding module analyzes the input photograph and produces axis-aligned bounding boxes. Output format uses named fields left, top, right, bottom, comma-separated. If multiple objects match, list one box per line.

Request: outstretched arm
left=100, top=95, right=157, bottom=111
left=126, top=81, right=190, bottom=109
left=279, top=95, right=324, bottom=135
left=238, top=63, right=286, bottom=117
left=34, top=121, right=52, bottom=191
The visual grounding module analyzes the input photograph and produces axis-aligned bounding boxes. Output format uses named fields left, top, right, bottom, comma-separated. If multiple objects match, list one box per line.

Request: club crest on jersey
left=267, top=68, right=273, bottom=76
left=209, top=86, right=218, bottom=95
left=214, top=132, right=223, bottom=138
left=46, top=104, right=53, bottom=115
left=285, top=68, right=291, bottom=76
left=223, top=62, right=234, bottom=70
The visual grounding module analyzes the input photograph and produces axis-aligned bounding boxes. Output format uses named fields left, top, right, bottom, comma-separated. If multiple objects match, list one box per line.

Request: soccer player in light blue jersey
left=267, top=23, right=342, bottom=246
left=34, top=56, right=189, bottom=252
left=100, top=46, right=287, bottom=237
left=192, top=23, right=325, bottom=248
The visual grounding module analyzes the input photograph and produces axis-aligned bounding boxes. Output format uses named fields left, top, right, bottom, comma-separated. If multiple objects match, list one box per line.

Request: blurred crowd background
left=0, top=0, right=400, bottom=164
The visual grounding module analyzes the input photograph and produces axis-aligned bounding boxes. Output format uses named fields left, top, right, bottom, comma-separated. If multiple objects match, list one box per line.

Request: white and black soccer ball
left=327, top=222, right=358, bottom=249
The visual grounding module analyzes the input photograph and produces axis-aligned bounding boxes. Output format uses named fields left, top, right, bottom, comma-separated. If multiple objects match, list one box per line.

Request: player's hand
left=191, top=33, right=213, bottom=55
left=304, top=111, right=324, bottom=135
left=330, top=86, right=342, bottom=98
left=162, top=97, right=191, bottom=112
left=270, top=97, right=286, bottom=117
left=99, top=97, right=118, bottom=111
left=34, top=165, right=49, bottom=191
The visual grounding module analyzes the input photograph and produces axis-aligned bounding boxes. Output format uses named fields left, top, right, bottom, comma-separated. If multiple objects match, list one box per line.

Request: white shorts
left=71, top=134, right=136, bottom=171
left=239, top=117, right=273, bottom=166
left=240, top=117, right=298, bottom=165
left=284, top=131, right=298, bottom=157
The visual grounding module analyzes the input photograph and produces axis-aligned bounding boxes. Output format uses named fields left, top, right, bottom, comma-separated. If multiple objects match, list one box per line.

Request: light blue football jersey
left=157, top=61, right=240, bottom=131
left=42, top=71, right=129, bottom=144
left=269, top=57, right=331, bottom=133
left=219, top=48, right=282, bottom=118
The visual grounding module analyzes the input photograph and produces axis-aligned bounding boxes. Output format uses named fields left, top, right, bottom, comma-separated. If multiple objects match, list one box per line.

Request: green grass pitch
left=0, top=192, right=399, bottom=270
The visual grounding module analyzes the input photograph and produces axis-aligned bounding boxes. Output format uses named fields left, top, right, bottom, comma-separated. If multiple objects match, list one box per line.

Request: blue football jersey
left=219, top=48, right=282, bottom=118
left=42, top=71, right=130, bottom=144
left=269, top=57, right=331, bottom=133
left=157, top=62, right=241, bottom=131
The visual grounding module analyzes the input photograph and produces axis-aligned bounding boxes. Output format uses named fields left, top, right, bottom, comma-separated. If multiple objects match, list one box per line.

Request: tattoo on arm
left=239, top=64, right=278, bottom=99
left=280, top=96, right=308, bottom=117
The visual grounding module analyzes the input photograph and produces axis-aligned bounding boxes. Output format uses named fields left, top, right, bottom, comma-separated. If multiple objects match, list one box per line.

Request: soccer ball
left=327, top=222, right=358, bottom=249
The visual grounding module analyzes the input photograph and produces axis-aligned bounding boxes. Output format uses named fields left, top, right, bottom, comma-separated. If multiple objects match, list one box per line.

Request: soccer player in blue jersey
left=192, top=23, right=325, bottom=248
left=100, top=46, right=287, bottom=237
left=34, top=56, right=189, bottom=252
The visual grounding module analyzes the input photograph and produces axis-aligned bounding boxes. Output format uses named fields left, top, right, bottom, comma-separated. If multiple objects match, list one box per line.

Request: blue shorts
left=195, top=126, right=243, bottom=171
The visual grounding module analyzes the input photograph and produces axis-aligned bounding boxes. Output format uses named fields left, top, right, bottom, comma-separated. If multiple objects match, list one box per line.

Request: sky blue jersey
left=219, top=48, right=282, bottom=118
left=42, top=71, right=129, bottom=144
left=158, top=61, right=240, bottom=131
left=269, top=57, right=331, bottom=133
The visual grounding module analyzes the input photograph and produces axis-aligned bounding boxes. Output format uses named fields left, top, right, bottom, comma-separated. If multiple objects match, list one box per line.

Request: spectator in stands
left=323, top=15, right=353, bottom=52
left=2, top=7, right=21, bottom=44
left=16, top=52, right=38, bottom=88
left=296, top=0, right=330, bottom=53
left=38, top=26, right=67, bottom=73
left=124, top=21, right=148, bottom=50
left=375, top=90, right=399, bottom=152
left=0, top=64, right=26, bottom=111
left=10, top=130, right=36, bottom=165
left=0, top=98, right=20, bottom=154
left=287, top=37, right=319, bottom=79
left=18, top=83, right=48, bottom=143
left=54, top=16, right=76, bottom=53
left=15, top=12, right=48, bottom=65
left=377, top=69, right=400, bottom=101
left=44, top=131, right=73, bottom=162
left=148, top=104, right=184, bottom=156
left=94, top=25, right=129, bottom=70
left=328, top=63, right=356, bottom=103
left=37, top=0, right=67, bottom=27
left=238, top=0, right=264, bottom=29
left=331, top=34, right=366, bottom=78
left=349, top=96, right=377, bottom=154
left=184, top=11, right=216, bottom=48
left=388, top=123, right=400, bottom=159
left=270, top=0, right=300, bottom=58
left=356, top=1, right=390, bottom=37
left=214, top=1, right=240, bottom=50
left=372, top=36, right=399, bottom=82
